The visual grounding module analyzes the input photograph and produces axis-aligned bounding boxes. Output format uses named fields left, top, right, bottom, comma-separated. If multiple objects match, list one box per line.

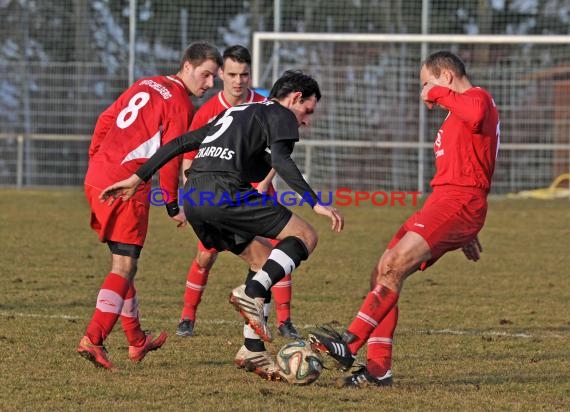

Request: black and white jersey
left=190, top=101, right=299, bottom=183
left=136, top=99, right=319, bottom=206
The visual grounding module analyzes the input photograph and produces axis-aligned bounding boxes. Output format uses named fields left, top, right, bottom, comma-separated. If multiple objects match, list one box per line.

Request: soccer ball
left=276, top=340, right=323, bottom=385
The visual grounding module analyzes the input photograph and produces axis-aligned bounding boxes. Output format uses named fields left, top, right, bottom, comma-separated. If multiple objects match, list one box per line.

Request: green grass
left=0, top=189, right=569, bottom=411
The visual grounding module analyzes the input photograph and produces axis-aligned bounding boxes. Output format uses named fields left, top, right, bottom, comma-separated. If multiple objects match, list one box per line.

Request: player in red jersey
left=309, top=51, right=500, bottom=387
left=176, top=45, right=301, bottom=341
left=77, top=42, right=222, bottom=370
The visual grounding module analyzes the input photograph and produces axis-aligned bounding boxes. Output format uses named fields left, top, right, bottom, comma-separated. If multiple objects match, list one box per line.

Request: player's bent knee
left=276, top=236, right=309, bottom=267
left=278, top=214, right=317, bottom=252
left=302, top=227, right=318, bottom=253
left=289, top=226, right=318, bottom=253
left=109, top=255, right=138, bottom=279
left=378, top=251, right=406, bottom=281
left=196, top=250, right=218, bottom=269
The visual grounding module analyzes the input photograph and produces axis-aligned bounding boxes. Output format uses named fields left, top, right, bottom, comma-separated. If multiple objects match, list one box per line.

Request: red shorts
left=388, top=186, right=487, bottom=270
left=85, top=184, right=150, bottom=247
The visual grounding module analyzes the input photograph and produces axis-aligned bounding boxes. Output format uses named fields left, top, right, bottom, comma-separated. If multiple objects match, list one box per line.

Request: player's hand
left=313, top=203, right=344, bottom=233
left=255, top=181, right=270, bottom=195
left=421, top=82, right=437, bottom=109
left=99, top=174, right=143, bottom=205
left=171, top=210, right=188, bottom=228
left=462, top=236, right=482, bottom=262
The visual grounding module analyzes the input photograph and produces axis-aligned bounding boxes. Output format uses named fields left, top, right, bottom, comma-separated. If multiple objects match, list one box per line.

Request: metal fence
left=1, top=1, right=569, bottom=194
left=2, top=133, right=568, bottom=196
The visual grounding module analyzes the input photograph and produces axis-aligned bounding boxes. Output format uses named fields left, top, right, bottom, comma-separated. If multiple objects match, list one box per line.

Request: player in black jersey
left=99, top=70, right=344, bottom=380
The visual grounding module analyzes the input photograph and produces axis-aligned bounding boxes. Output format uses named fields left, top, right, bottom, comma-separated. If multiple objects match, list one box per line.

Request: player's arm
left=255, top=168, right=276, bottom=194
left=181, top=158, right=193, bottom=185
left=425, top=85, right=488, bottom=132
left=270, top=140, right=317, bottom=205
left=89, top=103, right=117, bottom=158
left=99, top=126, right=209, bottom=204
left=270, top=140, right=343, bottom=232
left=138, top=125, right=209, bottom=182
left=158, top=112, right=196, bottom=218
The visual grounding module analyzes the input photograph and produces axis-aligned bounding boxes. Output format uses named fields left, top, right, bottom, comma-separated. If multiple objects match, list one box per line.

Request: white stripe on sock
left=243, top=323, right=260, bottom=339
left=252, top=270, right=272, bottom=290
left=186, top=280, right=206, bottom=291
left=120, top=296, right=139, bottom=317
left=272, top=280, right=292, bottom=288
left=96, top=289, right=124, bottom=314
left=357, top=312, right=378, bottom=328
left=367, top=337, right=393, bottom=345
left=268, top=249, right=296, bottom=275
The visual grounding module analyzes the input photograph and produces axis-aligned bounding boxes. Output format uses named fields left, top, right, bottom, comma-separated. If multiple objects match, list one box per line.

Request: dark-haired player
left=99, top=70, right=344, bottom=380
left=176, top=45, right=300, bottom=342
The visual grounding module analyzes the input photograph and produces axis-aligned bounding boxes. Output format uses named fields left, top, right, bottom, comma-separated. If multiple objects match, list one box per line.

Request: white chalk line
left=1, top=311, right=566, bottom=339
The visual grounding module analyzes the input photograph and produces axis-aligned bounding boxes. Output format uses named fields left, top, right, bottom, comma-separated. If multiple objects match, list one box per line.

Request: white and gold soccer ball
left=276, top=340, right=323, bottom=385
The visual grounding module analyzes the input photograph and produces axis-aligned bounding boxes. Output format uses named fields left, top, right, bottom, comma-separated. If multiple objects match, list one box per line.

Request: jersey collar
left=218, top=89, right=255, bottom=109
left=167, top=75, right=188, bottom=93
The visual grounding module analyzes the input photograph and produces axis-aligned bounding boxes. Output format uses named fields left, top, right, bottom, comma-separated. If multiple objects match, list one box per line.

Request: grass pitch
left=0, top=189, right=568, bottom=411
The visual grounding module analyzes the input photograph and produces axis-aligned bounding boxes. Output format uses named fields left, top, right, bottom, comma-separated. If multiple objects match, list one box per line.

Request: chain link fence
left=1, top=1, right=569, bottom=193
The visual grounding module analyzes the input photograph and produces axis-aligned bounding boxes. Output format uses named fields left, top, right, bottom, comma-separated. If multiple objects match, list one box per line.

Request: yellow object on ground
left=507, top=173, right=570, bottom=199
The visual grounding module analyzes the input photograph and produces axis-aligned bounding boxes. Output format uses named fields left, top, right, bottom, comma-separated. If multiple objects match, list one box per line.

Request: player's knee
left=280, top=215, right=318, bottom=253
left=111, top=256, right=138, bottom=280
left=276, top=236, right=310, bottom=267
left=378, top=251, right=406, bottom=282
left=297, top=226, right=318, bottom=254
left=196, top=250, right=218, bottom=269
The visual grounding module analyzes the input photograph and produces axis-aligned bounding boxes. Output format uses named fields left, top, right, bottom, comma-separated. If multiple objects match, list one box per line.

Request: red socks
left=366, top=305, right=399, bottom=376
left=85, top=273, right=129, bottom=345
left=180, top=260, right=210, bottom=321
left=119, top=282, right=146, bottom=347
left=272, top=274, right=292, bottom=324
left=346, top=285, right=399, bottom=355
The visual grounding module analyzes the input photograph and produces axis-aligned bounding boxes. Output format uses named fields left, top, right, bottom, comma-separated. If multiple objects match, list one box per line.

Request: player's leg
left=177, top=242, right=219, bottom=337
left=78, top=186, right=138, bottom=369
left=334, top=257, right=401, bottom=387
left=265, top=238, right=300, bottom=338
left=234, top=262, right=280, bottom=381
left=345, top=189, right=486, bottom=352
left=243, top=213, right=316, bottom=299
left=229, top=213, right=316, bottom=342
left=78, top=251, right=137, bottom=370
left=315, top=190, right=487, bottom=383
left=101, top=248, right=167, bottom=363
left=79, top=186, right=166, bottom=368
left=309, top=231, right=430, bottom=371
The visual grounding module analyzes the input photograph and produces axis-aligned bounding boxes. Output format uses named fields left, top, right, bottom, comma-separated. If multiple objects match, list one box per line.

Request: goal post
left=253, top=32, right=570, bottom=87
left=252, top=32, right=570, bottom=195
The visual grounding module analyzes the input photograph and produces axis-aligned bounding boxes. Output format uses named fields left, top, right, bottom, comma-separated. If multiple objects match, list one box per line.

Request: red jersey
left=427, top=86, right=500, bottom=193
left=85, top=75, right=193, bottom=203
left=183, top=89, right=266, bottom=160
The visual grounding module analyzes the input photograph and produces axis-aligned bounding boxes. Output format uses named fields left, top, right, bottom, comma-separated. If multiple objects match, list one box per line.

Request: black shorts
left=182, top=172, right=292, bottom=254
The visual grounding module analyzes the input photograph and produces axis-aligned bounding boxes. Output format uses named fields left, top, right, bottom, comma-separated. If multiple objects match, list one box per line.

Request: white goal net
left=253, top=33, right=570, bottom=195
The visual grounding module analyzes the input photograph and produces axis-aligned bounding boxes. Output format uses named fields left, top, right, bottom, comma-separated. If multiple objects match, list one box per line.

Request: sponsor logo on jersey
left=194, top=146, right=235, bottom=160
left=139, top=79, right=172, bottom=100
left=434, top=129, right=444, bottom=158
